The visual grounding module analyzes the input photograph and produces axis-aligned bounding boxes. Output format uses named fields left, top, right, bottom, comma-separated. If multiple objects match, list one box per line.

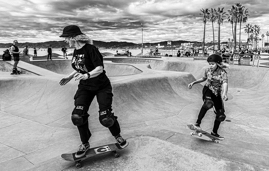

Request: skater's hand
left=74, top=73, right=88, bottom=81
left=222, top=93, right=228, bottom=101
left=188, top=82, right=194, bottom=89
left=59, top=76, right=73, bottom=86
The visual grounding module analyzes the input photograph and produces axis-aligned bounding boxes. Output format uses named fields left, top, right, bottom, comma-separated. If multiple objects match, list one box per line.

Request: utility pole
left=141, top=23, right=143, bottom=55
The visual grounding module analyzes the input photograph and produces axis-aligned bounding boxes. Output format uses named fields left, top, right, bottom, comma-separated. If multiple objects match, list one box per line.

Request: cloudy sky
left=1, top=0, right=269, bottom=44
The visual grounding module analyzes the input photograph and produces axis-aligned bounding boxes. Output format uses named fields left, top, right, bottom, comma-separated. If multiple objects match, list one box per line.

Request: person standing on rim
left=10, top=40, right=20, bottom=74
left=59, top=25, right=128, bottom=158
left=34, top=47, right=37, bottom=57
left=47, top=45, right=52, bottom=60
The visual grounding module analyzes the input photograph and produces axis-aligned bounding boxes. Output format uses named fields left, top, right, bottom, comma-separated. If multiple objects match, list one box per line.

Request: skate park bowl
left=0, top=56, right=269, bottom=171
left=13, top=60, right=144, bottom=77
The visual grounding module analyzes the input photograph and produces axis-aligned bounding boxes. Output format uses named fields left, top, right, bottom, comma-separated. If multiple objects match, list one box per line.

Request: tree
left=239, top=8, right=249, bottom=48
left=266, top=31, right=269, bottom=46
left=244, top=23, right=253, bottom=48
left=261, top=34, right=265, bottom=49
left=200, top=8, right=210, bottom=54
left=229, top=3, right=244, bottom=52
left=209, top=8, right=217, bottom=51
left=215, top=7, right=226, bottom=50
left=253, top=25, right=260, bottom=50
left=249, top=33, right=254, bottom=48
left=227, top=9, right=235, bottom=43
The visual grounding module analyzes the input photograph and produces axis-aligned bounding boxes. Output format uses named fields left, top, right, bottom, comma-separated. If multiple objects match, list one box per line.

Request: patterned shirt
left=203, top=67, right=228, bottom=96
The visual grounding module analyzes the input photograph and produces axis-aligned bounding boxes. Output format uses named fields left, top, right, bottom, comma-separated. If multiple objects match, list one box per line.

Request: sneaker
left=75, top=143, right=90, bottom=158
left=211, top=132, right=224, bottom=140
left=194, top=123, right=202, bottom=131
left=115, top=135, right=129, bottom=149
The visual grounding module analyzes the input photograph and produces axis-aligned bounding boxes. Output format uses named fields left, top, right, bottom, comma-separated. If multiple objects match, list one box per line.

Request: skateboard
left=187, top=124, right=223, bottom=143
left=61, top=143, right=126, bottom=168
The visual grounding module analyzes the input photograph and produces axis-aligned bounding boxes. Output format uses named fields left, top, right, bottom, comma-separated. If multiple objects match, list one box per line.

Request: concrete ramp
left=3, top=61, right=60, bottom=76
left=0, top=57, right=269, bottom=171
left=27, top=60, right=143, bottom=77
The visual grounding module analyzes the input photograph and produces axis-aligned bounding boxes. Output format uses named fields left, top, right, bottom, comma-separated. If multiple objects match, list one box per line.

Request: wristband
left=86, top=72, right=91, bottom=79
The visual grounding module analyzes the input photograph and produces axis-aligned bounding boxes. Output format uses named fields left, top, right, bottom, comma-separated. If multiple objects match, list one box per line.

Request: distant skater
left=34, top=47, right=37, bottom=57
left=62, top=47, right=68, bottom=59
left=47, top=45, right=52, bottom=60
left=10, top=40, right=20, bottom=74
left=23, top=46, right=29, bottom=57
left=59, top=25, right=128, bottom=158
left=188, top=54, right=228, bottom=139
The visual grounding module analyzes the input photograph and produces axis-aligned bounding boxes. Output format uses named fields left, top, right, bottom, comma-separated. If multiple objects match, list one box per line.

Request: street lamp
left=141, top=23, right=143, bottom=55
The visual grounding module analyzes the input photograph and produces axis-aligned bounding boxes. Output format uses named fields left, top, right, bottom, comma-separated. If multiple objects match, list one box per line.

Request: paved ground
left=0, top=57, right=269, bottom=171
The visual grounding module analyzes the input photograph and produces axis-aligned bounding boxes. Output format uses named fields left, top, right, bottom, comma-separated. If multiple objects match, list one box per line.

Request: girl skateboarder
left=188, top=54, right=228, bottom=139
left=59, top=25, right=128, bottom=158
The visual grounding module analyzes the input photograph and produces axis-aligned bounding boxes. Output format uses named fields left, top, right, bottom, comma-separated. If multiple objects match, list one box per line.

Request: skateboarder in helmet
left=59, top=25, right=128, bottom=158
left=188, top=54, right=228, bottom=139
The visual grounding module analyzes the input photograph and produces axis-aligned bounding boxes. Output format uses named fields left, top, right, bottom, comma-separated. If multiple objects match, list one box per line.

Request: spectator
left=62, top=47, right=68, bottom=59
left=23, top=46, right=29, bottom=57
left=2, top=49, right=11, bottom=61
left=34, top=47, right=37, bottom=57
left=47, top=45, right=52, bottom=60
left=10, top=40, right=21, bottom=74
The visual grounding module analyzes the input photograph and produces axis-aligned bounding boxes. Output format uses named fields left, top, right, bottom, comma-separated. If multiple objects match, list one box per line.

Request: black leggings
left=47, top=53, right=52, bottom=60
left=74, top=84, right=121, bottom=144
left=196, top=86, right=225, bottom=133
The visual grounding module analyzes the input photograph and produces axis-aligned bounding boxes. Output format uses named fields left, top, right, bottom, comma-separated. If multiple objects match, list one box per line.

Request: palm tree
left=266, top=31, right=269, bottom=45
left=200, top=8, right=210, bottom=54
left=261, top=34, right=265, bottom=49
left=209, top=8, right=217, bottom=51
left=253, top=25, right=260, bottom=50
left=239, top=8, right=249, bottom=48
left=228, top=5, right=237, bottom=52
left=249, top=33, right=254, bottom=48
left=215, top=7, right=226, bottom=50
left=230, top=3, right=244, bottom=52
left=227, top=9, right=235, bottom=44
left=244, top=23, right=253, bottom=48
left=239, top=8, right=249, bottom=47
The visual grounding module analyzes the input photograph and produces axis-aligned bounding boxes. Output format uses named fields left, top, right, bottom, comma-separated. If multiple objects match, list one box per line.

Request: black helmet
left=207, top=54, right=222, bottom=64
left=60, top=25, right=83, bottom=37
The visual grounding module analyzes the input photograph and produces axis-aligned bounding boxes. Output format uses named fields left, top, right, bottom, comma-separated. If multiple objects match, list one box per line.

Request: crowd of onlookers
left=2, top=45, right=69, bottom=61
left=148, top=45, right=263, bottom=64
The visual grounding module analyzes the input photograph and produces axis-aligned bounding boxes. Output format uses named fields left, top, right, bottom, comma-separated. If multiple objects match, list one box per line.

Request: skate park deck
left=0, top=57, right=269, bottom=171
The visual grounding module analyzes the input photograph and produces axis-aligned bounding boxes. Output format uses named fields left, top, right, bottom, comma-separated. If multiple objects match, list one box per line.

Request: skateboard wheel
left=212, top=139, right=219, bottom=143
left=114, top=152, right=120, bottom=158
left=75, top=161, right=82, bottom=168
left=198, top=133, right=202, bottom=137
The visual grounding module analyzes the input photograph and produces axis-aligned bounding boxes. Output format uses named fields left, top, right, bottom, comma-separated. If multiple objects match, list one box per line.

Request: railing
left=230, top=53, right=253, bottom=66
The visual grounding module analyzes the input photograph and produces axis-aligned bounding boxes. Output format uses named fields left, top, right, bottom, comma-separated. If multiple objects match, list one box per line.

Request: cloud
left=0, top=0, right=269, bottom=43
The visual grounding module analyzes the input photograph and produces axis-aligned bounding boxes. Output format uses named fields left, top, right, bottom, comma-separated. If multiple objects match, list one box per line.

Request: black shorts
left=13, top=57, right=20, bottom=61
left=74, top=84, right=113, bottom=112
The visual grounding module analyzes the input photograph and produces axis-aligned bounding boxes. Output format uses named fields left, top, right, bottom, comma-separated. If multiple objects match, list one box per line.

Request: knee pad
left=202, top=97, right=214, bottom=109
left=99, top=109, right=116, bottom=128
left=215, top=109, right=226, bottom=122
left=71, top=106, right=88, bottom=126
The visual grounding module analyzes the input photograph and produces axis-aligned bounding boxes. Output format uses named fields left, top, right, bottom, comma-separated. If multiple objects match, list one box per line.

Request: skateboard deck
left=187, top=124, right=223, bottom=143
left=61, top=143, right=126, bottom=168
